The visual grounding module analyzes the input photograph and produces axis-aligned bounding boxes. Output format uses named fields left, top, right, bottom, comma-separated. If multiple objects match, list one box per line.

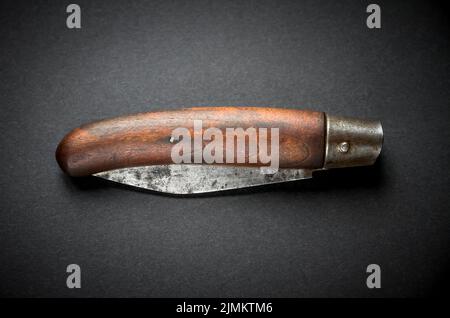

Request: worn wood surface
left=56, top=107, right=325, bottom=176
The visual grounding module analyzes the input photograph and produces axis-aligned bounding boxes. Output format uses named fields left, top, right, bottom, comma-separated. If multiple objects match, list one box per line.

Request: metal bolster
left=324, top=114, right=383, bottom=169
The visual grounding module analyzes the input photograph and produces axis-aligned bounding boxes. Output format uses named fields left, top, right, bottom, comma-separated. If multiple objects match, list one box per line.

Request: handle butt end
left=324, top=115, right=383, bottom=169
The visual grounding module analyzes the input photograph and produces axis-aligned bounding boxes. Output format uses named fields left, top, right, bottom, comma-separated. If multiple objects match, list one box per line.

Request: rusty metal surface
left=94, top=165, right=313, bottom=194
left=324, top=115, right=383, bottom=169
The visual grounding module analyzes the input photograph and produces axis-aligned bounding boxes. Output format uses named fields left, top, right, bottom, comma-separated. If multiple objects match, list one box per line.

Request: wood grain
left=56, top=107, right=325, bottom=176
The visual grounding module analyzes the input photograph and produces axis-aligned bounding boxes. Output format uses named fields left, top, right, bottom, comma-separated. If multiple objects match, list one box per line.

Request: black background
left=1, top=0, right=449, bottom=298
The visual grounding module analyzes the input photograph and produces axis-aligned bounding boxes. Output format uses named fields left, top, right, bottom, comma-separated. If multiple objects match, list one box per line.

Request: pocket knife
left=56, top=107, right=383, bottom=194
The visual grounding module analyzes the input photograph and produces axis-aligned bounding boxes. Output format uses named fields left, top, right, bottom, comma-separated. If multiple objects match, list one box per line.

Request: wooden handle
left=56, top=107, right=325, bottom=176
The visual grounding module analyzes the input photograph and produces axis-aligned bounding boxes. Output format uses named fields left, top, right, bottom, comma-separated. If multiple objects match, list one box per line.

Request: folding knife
left=56, top=107, right=383, bottom=194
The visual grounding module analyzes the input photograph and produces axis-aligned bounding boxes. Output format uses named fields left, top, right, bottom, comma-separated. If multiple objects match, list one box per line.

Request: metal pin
left=337, top=141, right=350, bottom=153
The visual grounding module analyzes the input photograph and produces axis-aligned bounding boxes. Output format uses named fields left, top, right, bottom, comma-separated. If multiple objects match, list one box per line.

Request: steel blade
left=94, top=165, right=313, bottom=195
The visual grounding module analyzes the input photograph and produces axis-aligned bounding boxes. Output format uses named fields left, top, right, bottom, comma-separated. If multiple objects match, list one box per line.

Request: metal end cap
left=324, top=115, right=383, bottom=169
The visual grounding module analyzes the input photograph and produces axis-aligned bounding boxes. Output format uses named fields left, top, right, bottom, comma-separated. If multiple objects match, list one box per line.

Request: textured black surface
left=1, top=0, right=449, bottom=297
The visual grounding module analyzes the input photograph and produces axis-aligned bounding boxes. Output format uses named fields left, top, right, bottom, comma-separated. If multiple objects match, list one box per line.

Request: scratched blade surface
left=94, top=165, right=313, bottom=194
